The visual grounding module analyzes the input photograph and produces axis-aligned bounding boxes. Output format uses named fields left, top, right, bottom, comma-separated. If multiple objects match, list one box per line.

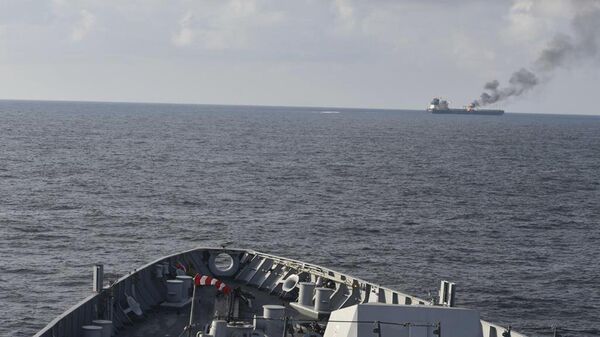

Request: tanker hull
left=431, top=108, right=504, bottom=116
left=427, top=97, right=504, bottom=115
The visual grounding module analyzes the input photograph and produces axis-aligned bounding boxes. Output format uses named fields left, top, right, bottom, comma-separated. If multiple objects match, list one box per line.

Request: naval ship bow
left=33, top=247, right=526, bottom=337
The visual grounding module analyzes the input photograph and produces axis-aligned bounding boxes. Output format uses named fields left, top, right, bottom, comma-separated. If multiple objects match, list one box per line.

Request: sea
left=0, top=100, right=598, bottom=337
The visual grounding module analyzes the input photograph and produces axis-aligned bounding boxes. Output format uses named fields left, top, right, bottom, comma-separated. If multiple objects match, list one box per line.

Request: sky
left=0, top=0, right=599, bottom=114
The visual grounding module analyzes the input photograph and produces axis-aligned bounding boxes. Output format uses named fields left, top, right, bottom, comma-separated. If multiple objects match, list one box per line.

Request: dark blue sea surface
left=0, top=100, right=599, bottom=337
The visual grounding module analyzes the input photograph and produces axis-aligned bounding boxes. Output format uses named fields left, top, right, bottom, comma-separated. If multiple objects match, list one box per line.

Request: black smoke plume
left=472, top=1, right=600, bottom=107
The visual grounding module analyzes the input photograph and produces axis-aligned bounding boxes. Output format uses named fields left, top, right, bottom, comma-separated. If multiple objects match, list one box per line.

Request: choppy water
left=0, top=100, right=599, bottom=337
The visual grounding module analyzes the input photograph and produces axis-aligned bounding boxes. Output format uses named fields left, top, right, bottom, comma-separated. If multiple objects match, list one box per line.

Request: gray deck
left=117, top=280, right=300, bottom=337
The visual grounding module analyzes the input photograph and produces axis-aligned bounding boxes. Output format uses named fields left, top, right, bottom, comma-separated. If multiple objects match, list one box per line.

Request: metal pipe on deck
left=93, top=264, right=104, bottom=293
left=187, top=284, right=197, bottom=337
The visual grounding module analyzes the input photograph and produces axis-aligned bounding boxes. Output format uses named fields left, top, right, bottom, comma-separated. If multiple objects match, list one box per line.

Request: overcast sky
left=0, top=0, right=598, bottom=114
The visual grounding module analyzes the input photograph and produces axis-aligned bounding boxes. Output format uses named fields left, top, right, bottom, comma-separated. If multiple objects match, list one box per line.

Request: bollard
left=298, top=282, right=316, bottom=307
left=82, top=325, right=102, bottom=337
left=176, top=275, right=193, bottom=298
left=166, top=279, right=184, bottom=303
left=91, top=320, right=112, bottom=337
left=314, top=288, right=334, bottom=312
left=209, top=320, right=228, bottom=337
left=263, top=305, right=285, bottom=337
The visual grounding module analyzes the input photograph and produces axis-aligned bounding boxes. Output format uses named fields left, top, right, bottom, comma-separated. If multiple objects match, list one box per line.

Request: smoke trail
left=474, top=69, right=538, bottom=107
left=472, top=0, right=600, bottom=107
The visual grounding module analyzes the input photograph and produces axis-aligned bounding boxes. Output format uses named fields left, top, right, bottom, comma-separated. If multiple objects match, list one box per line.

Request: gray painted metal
left=32, top=247, right=525, bottom=337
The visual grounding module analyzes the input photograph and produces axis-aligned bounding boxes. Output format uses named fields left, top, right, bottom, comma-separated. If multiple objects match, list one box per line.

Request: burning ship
left=427, top=98, right=504, bottom=115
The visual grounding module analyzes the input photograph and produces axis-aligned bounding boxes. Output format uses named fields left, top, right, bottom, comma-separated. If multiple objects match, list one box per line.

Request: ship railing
left=481, top=320, right=528, bottom=337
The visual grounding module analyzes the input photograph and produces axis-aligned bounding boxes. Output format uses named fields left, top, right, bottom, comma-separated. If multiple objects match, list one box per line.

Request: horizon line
left=1, top=98, right=598, bottom=117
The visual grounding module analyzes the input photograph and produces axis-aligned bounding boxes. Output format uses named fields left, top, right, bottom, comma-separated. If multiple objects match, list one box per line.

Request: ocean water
left=0, top=100, right=599, bottom=337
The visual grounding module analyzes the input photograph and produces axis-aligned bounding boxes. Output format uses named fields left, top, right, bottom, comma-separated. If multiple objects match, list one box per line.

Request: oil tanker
left=427, top=98, right=504, bottom=115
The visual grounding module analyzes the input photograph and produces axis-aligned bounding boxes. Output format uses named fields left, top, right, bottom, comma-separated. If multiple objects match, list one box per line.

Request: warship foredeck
left=33, top=247, right=525, bottom=337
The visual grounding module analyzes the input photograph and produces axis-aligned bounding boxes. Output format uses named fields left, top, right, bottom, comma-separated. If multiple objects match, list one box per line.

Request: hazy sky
left=0, top=0, right=599, bottom=114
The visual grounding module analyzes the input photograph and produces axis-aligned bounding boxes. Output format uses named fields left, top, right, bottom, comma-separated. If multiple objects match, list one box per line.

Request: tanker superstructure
left=427, top=98, right=504, bottom=115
